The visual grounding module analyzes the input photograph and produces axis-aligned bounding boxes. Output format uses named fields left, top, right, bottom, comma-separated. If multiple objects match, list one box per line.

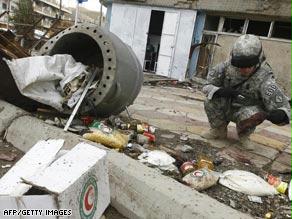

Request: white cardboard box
left=0, top=140, right=110, bottom=219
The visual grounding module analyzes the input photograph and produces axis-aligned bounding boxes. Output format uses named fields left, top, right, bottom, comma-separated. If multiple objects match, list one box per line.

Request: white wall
left=110, top=3, right=151, bottom=66
left=109, top=3, right=196, bottom=81
left=171, top=10, right=196, bottom=80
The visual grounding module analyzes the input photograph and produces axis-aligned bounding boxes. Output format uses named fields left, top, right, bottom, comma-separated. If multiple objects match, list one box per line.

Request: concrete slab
left=250, top=134, right=287, bottom=151
left=284, top=145, right=291, bottom=154
left=4, top=114, right=252, bottom=219
left=274, top=152, right=291, bottom=166
left=256, top=129, right=291, bottom=146
left=148, top=119, right=188, bottom=132
left=134, top=110, right=170, bottom=120
left=217, top=147, right=271, bottom=168
left=270, top=161, right=291, bottom=173
left=0, top=100, right=27, bottom=135
left=236, top=142, right=279, bottom=160
left=261, top=126, right=291, bottom=138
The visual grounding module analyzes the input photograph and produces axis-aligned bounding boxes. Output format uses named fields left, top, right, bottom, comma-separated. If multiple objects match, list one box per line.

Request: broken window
left=222, top=18, right=245, bottom=33
left=204, top=15, right=220, bottom=31
left=271, top=21, right=291, bottom=40
left=247, top=20, right=270, bottom=37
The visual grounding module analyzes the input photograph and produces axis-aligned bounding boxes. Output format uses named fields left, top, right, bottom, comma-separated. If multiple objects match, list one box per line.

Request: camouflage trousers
left=204, top=98, right=266, bottom=136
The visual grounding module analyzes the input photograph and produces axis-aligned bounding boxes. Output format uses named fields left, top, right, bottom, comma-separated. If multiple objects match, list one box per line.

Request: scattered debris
left=126, top=143, right=148, bottom=153
left=275, top=205, right=292, bottom=218
left=229, top=199, right=236, bottom=208
left=264, top=212, right=273, bottom=219
left=1, top=164, right=11, bottom=169
left=0, top=152, right=17, bottom=162
left=197, top=155, right=214, bottom=170
left=179, top=134, right=189, bottom=141
left=3, top=86, right=287, bottom=217
left=266, top=174, right=288, bottom=194
left=160, top=134, right=175, bottom=139
left=4, top=54, right=90, bottom=111
left=137, top=134, right=150, bottom=145
left=247, top=195, right=263, bottom=204
left=138, top=150, right=177, bottom=171
left=213, top=156, right=224, bottom=166
left=175, top=144, right=193, bottom=153
left=289, top=179, right=291, bottom=200
left=182, top=168, right=220, bottom=191
left=180, top=161, right=196, bottom=176
left=83, top=122, right=128, bottom=149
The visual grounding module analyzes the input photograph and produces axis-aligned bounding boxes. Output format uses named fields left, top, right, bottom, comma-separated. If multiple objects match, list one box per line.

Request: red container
left=81, top=116, right=94, bottom=126
left=143, top=132, right=156, bottom=142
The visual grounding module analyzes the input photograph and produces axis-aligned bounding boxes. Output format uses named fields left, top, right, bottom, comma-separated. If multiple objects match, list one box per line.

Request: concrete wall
left=212, top=35, right=291, bottom=98
left=112, top=0, right=291, bottom=21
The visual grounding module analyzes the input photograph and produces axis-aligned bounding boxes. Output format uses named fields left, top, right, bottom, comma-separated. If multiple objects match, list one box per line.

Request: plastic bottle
left=266, top=174, right=288, bottom=194
left=197, top=155, right=214, bottom=170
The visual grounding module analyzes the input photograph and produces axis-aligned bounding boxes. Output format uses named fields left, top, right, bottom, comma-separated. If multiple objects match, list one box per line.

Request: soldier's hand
left=266, top=109, right=289, bottom=125
left=214, top=87, right=240, bottom=98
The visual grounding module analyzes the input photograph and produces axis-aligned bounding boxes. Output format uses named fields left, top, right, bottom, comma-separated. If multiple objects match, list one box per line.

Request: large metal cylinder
left=38, top=24, right=143, bottom=116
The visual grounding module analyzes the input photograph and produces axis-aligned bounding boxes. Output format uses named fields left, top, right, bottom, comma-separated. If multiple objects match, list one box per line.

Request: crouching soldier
left=201, top=34, right=290, bottom=147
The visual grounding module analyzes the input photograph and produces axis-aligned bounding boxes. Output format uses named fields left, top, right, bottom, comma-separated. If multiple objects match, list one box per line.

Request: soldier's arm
left=202, top=62, right=228, bottom=100
left=260, top=75, right=291, bottom=124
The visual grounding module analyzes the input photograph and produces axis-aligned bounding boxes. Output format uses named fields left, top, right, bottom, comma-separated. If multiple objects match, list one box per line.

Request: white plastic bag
left=138, top=150, right=176, bottom=170
left=289, top=179, right=291, bottom=200
left=182, top=168, right=219, bottom=191
left=219, top=170, right=278, bottom=196
left=4, top=54, right=87, bottom=111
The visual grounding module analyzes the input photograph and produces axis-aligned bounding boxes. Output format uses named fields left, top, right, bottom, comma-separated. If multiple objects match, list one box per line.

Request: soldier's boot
left=201, top=126, right=227, bottom=140
left=238, top=134, right=254, bottom=150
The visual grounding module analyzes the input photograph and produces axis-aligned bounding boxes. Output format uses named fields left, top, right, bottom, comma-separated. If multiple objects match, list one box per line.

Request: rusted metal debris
left=0, top=30, right=29, bottom=59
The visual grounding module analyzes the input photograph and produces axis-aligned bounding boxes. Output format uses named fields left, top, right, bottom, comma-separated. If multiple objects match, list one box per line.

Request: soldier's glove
left=214, top=87, right=240, bottom=98
left=266, top=109, right=289, bottom=125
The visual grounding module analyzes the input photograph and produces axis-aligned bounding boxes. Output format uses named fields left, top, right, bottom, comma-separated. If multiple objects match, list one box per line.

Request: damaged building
left=100, top=0, right=291, bottom=97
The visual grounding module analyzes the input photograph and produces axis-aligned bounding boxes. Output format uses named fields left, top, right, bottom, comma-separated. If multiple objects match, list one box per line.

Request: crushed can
left=180, top=161, right=195, bottom=176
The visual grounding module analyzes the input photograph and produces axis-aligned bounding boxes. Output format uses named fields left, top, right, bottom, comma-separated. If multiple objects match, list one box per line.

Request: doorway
left=143, top=10, right=165, bottom=73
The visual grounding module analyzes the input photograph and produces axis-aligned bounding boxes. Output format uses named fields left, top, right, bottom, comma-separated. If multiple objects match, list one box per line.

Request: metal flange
left=39, top=24, right=143, bottom=116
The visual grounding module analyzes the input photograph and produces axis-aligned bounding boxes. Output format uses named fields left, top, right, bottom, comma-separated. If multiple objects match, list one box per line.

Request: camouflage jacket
left=203, top=61, right=291, bottom=120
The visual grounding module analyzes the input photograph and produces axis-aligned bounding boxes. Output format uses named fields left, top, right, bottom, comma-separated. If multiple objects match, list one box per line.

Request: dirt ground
left=0, top=106, right=290, bottom=219
left=122, top=125, right=291, bottom=219
left=1, top=119, right=291, bottom=219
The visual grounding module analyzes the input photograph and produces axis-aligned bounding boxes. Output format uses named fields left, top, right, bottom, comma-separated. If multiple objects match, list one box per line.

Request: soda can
left=180, top=161, right=195, bottom=176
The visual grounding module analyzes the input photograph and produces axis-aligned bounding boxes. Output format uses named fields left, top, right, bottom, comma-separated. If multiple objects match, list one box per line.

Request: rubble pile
left=25, top=110, right=291, bottom=218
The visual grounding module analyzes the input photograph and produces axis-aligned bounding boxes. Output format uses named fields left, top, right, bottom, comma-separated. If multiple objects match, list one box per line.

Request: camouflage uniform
left=203, top=61, right=291, bottom=136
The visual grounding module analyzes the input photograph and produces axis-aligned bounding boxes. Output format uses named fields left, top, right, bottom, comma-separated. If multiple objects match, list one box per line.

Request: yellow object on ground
left=83, top=130, right=128, bottom=149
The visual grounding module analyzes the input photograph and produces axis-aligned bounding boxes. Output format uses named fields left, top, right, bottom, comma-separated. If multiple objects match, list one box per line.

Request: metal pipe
left=38, top=24, right=143, bottom=117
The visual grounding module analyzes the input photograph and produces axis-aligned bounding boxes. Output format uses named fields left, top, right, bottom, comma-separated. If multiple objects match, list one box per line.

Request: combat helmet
left=231, top=34, right=265, bottom=68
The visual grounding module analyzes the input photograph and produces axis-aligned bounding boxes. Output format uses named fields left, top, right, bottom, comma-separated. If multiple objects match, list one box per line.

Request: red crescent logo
left=84, top=186, right=94, bottom=211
